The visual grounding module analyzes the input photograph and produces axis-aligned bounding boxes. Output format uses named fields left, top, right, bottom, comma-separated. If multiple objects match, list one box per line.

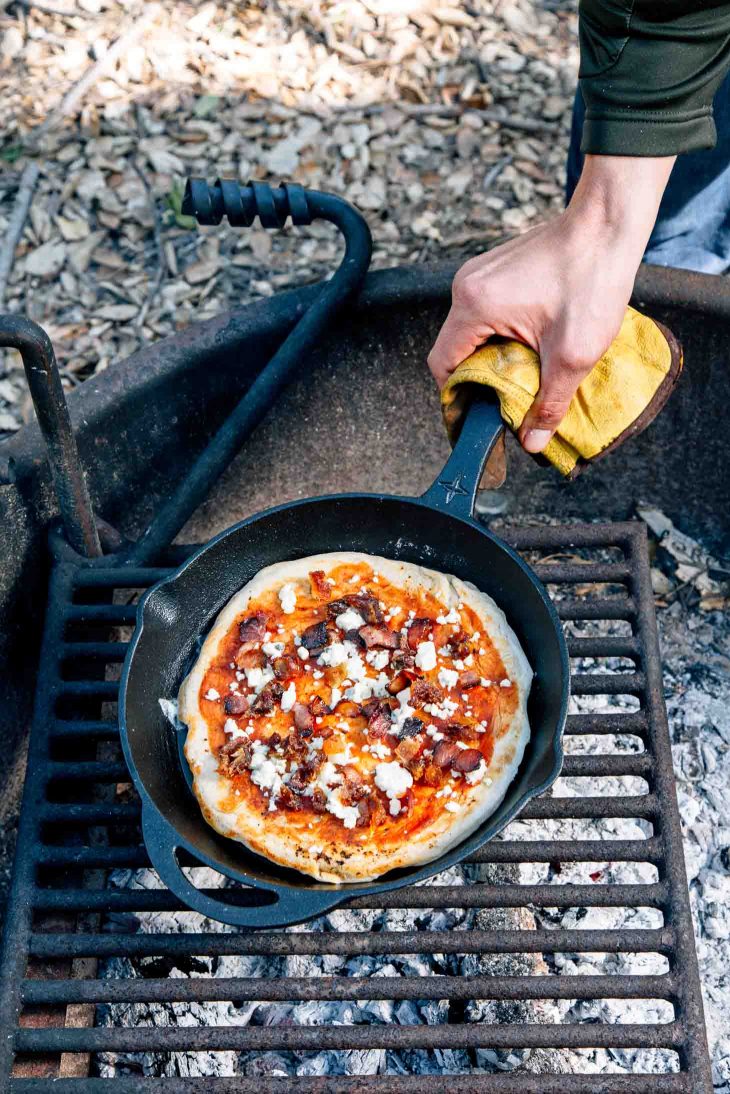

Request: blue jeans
left=566, top=79, right=730, bottom=273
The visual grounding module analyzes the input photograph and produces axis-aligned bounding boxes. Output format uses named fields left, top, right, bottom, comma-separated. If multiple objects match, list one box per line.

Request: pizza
left=177, top=552, right=532, bottom=883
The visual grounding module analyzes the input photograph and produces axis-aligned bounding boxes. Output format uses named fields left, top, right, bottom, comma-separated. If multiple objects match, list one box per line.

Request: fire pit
left=1, top=183, right=727, bottom=1090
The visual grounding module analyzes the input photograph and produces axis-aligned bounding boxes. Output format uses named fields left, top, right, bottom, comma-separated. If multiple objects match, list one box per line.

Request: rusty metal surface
left=0, top=520, right=713, bottom=1092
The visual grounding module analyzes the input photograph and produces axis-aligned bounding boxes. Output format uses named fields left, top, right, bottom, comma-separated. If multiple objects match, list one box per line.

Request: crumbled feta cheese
left=310, top=736, right=324, bottom=750
left=464, top=654, right=474, bottom=667
left=415, top=640, right=437, bottom=672
left=244, top=664, right=274, bottom=693
left=438, top=667, right=459, bottom=691
left=366, top=649, right=391, bottom=670
left=262, top=640, right=285, bottom=659
left=312, top=669, right=323, bottom=680
left=374, top=761, right=413, bottom=800
left=204, top=688, right=220, bottom=701
left=370, top=740, right=392, bottom=759
left=318, top=642, right=348, bottom=667
left=223, top=717, right=245, bottom=737
left=500, top=678, right=512, bottom=688
left=438, top=646, right=451, bottom=657
left=445, top=800, right=461, bottom=813
left=326, top=789, right=359, bottom=829
left=480, top=677, right=491, bottom=687
left=335, top=607, right=365, bottom=632
left=390, top=687, right=416, bottom=733
left=465, top=758, right=486, bottom=784
left=297, top=646, right=309, bottom=661
left=278, top=583, right=297, bottom=614
left=280, top=681, right=296, bottom=712
left=436, top=607, right=460, bottom=625
left=229, top=681, right=240, bottom=693
left=389, top=798, right=401, bottom=817
left=454, top=659, right=465, bottom=671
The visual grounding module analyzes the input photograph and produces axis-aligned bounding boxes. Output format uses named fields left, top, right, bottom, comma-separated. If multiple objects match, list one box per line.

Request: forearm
left=579, top=0, right=730, bottom=156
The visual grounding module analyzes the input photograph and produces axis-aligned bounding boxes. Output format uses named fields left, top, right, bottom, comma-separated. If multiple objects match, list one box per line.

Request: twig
left=324, top=100, right=561, bottom=135
left=0, top=160, right=41, bottom=307
left=26, top=3, right=160, bottom=147
left=131, top=155, right=165, bottom=330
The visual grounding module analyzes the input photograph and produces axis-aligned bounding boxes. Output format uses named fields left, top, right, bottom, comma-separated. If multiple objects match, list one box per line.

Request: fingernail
left=522, top=429, right=552, bottom=453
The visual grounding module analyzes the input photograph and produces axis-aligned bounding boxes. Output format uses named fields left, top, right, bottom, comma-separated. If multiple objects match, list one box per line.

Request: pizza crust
left=178, top=552, right=532, bottom=883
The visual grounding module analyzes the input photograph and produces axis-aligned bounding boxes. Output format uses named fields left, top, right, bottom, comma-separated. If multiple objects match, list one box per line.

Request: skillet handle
left=142, top=806, right=344, bottom=929
left=420, top=396, right=504, bottom=520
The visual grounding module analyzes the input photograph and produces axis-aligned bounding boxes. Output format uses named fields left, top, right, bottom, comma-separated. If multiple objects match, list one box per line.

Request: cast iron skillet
left=119, top=397, right=569, bottom=929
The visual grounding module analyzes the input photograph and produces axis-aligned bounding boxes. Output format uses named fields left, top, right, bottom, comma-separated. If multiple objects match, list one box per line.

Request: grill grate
left=0, top=521, right=712, bottom=1092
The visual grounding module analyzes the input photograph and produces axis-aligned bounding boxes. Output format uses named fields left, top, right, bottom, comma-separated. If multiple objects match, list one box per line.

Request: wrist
left=565, top=153, right=675, bottom=253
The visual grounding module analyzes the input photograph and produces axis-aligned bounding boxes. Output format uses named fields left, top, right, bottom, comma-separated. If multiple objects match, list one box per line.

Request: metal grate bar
left=0, top=521, right=712, bottom=1092
left=28, top=927, right=675, bottom=960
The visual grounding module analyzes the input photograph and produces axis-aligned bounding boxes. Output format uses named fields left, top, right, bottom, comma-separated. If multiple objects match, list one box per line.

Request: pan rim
left=119, top=490, right=569, bottom=903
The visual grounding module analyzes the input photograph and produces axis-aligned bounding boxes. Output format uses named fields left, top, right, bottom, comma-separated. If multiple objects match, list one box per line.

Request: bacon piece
left=309, top=570, right=331, bottom=599
left=341, top=767, right=369, bottom=804
left=344, top=628, right=366, bottom=650
left=250, top=681, right=283, bottom=714
left=406, top=618, right=434, bottom=650
left=423, top=762, right=442, bottom=787
left=399, top=787, right=415, bottom=813
left=277, top=786, right=303, bottom=811
left=390, top=648, right=416, bottom=675
left=398, top=716, right=424, bottom=739
left=458, top=670, right=480, bottom=690
left=234, top=645, right=266, bottom=670
left=448, top=631, right=472, bottom=659
left=218, top=737, right=252, bottom=776
left=453, top=748, right=483, bottom=773
left=310, top=788, right=328, bottom=813
left=223, top=693, right=248, bottom=715
left=359, top=624, right=399, bottom=649
left=300, top=620, right=329, bottom=654
left=411, top=679, right=444, bottom=706
left=273, top=654, right=301, bottom=680
left=355, top=794, right=385, bottom=828
left=363, top=699, right=393, bottom=739
left=238, top=613, right=267, bottom=643
left=292, top=702, right=314, bottom=732
left=308, top=694, right=331, bottom=717
left=267, top=732, right=283, bottom=748
left=395, top=736, right=421, bottom=765
left=332, top=698, right=363, bottom=719
left=433, top=739, right=462, bottom=769
left=386, top=672, right=410, bottom=696
left=288, top=756, right=322, bottom=792
left=327, top=592, right=383, bottom=625
left=444, top=721, right=478, bottom=743
left=407, top=758, right=425, bottom=781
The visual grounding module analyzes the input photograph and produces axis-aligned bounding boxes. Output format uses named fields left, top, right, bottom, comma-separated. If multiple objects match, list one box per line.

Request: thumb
left=518, top=350, right=594, bottom=454
left=427, top=306, right=493, bottom=389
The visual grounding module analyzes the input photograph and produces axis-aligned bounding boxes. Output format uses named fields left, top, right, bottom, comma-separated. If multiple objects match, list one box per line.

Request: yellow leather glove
left=441, top=306, right=682, bottom=478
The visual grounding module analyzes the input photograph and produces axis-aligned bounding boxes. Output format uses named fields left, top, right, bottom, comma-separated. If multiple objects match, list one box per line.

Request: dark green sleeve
left=579, top=0, right=730, bottom=155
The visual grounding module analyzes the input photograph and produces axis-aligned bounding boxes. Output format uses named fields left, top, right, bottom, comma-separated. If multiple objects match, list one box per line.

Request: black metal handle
left=142, top=806, right=343, bottom=929
left=0, top=314, right=102, bottom=557
left=123, top=179, right=373, bottom=565
left=420, top=396, right=505, bottom=520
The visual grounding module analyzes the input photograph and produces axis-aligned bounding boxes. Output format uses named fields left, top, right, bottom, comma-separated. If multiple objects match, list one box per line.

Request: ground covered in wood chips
left=0, top=0, right=576, bottom=435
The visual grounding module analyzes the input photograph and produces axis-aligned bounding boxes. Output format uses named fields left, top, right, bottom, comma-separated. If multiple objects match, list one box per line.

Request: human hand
left=428, top=155, right=675, bottom=453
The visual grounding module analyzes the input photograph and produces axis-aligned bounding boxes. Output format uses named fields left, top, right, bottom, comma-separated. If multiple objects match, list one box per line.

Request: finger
left=518, top=356, right=593, bottom=454
left=428, top=308, right=493, bottom=389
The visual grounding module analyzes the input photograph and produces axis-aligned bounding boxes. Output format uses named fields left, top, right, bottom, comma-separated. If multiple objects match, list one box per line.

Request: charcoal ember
left=250, top=681, right=284, bottom=714
left=238, top=613, right=267, bottom=643
left=359, top=624, right=398, bottom=649
left=308, top=694, right=331, bottom=717
left=458, top=670, right=480, bottom=690
left=223, top=693, right=248, bottom=715
left=398, top=716, right=424, bottom=739
left=411, top=679, right=443, bottom=706
left=273, top=654, right=301, bottom=679
left=218, top=737, right=252, bottom=775
left=432, top=740, right=462, bottom=769
left=406, top=618, right=434, bottom=650
left=300, top=620, right=329, bottom=654
left=452, top=748, right=483, bottom=773
left=309, top=570, right=331, bottom=599
left=293, top=702, right=315, bottom=731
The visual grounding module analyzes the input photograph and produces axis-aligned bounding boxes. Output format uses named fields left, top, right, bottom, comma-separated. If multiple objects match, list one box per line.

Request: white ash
left=97, top=515, right=730, bottom=1085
